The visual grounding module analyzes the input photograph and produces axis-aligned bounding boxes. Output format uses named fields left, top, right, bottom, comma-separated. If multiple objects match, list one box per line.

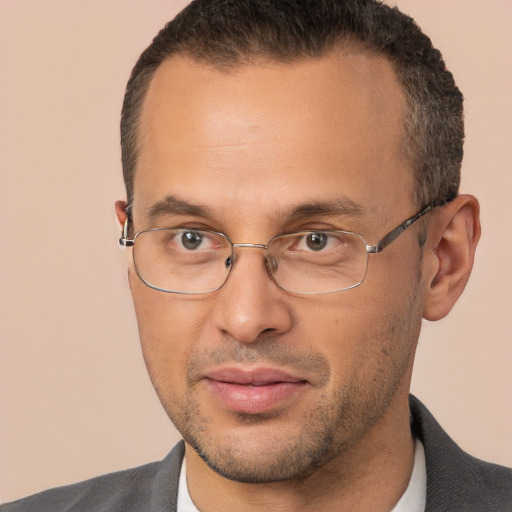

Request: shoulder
left=0, top=442, right=185, bottom=512
left=409, top=395, right=512, bottom=512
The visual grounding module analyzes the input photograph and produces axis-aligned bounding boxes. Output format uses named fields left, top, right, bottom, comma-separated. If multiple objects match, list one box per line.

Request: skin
left=115, top=50, right=480, bottom=511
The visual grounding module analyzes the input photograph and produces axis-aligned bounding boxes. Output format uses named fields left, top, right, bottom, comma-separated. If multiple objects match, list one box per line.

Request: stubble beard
left=154, top=261, right=424, bottom=484
left=164, top=306, right=420, bottom=484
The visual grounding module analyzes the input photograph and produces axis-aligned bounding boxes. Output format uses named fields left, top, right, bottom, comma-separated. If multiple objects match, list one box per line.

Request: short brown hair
left=121, top=0, right=463, bottom=209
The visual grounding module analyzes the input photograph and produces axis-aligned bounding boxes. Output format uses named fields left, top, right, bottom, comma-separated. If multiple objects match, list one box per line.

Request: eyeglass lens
left=131, top=229, right=369, bottom=295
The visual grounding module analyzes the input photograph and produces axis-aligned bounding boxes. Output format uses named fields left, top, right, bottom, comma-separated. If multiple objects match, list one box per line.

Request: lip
left=204, top=367, right=309, bottom=414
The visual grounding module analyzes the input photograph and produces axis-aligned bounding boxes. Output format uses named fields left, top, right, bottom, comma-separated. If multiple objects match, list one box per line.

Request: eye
left=180, top=230, right=205, bottom=250
left=305, top=232, right=328, bottom=251
left=285, top=231, right=352, bottom=255
left=292, top=232, right=336, bottom=252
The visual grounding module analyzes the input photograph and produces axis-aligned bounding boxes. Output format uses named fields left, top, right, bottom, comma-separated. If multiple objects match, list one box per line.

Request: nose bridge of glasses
left=232, top=242, right=268, bottom=250
left=230, top=243, right=270, bottom=265
left=229, top=242, right=278, bottom=274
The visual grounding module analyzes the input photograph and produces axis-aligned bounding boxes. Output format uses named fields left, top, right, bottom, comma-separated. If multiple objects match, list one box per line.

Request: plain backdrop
left=0, top=0, right=511, bottom=503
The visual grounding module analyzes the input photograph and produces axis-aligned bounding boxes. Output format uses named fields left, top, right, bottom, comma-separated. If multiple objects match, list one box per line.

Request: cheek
left=292, top=297, right=372, bottom=389
left=302, top=268, right=422, bottom=387
left=129, top=275, right=211, bottom=397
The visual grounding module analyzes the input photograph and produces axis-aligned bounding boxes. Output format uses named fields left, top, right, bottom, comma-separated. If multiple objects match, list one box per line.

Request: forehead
left=134, top=50, right=412, bottom=231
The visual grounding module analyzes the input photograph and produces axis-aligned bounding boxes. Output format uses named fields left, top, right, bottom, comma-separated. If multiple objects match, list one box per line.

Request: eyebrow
left=143, top=194, right=366, bottom=223
left=288, top=196, right=367, bottom=219
left=146, top=195, right=213, bottom=219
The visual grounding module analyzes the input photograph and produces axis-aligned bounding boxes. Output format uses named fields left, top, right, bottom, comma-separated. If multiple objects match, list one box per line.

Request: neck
left=185, top=391, right=415, bottom=512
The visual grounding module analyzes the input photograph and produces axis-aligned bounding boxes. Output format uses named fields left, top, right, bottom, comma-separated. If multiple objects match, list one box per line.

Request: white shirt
left=177, top=439, right=426, bottom=512
left=390, top=439, right=427, bottom=512
left=177, top=458, right=199, bottom=512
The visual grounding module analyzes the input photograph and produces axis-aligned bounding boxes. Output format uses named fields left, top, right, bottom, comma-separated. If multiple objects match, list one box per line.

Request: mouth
left=204, top=367, right=309, bottom=415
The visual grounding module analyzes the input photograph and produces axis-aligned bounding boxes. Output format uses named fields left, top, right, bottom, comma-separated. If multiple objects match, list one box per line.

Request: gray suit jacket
left=2, top=396, right=511, bottom=511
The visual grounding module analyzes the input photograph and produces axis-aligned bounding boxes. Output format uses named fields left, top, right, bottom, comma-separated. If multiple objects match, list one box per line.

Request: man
left=2, top=0, right=511, bottom=510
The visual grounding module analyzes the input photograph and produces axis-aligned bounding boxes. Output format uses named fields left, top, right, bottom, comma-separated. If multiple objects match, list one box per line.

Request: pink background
left=1, top=0, right=511, bottom=503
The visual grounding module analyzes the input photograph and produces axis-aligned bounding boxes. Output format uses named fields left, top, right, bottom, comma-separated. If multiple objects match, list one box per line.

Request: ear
left=115, top=200, right=128, bottom=227
left=422, top=194, right=481, bottom=321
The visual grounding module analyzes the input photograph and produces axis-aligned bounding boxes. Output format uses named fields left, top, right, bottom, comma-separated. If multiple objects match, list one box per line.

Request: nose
left=212, top=248, right=293, bottom=343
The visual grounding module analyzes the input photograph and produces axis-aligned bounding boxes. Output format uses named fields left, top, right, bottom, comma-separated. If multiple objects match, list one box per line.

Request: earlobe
left=422, top=195, right=481, bottom=321
left=115, top=200, right=128, bottom=227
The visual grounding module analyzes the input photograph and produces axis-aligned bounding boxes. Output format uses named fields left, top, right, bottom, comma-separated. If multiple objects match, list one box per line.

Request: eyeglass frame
left=119, top=204, right=435, bottom=295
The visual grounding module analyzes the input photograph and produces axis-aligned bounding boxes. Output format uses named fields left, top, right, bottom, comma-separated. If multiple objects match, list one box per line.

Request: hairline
left=126, top=41, right=418, bottom=207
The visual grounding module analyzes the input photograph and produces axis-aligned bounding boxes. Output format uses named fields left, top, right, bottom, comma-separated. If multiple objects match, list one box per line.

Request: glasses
left=119, top=205, right=433, bottom=295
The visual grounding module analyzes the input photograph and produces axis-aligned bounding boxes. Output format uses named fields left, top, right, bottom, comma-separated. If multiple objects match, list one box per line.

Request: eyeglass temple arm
left=366, top=205, right=433, bottom=254
left=119, top=214, right=134, bottom=247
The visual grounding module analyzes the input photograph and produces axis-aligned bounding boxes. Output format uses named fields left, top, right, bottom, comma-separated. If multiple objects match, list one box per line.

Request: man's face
left=124, top=50, right=427, bottom=482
